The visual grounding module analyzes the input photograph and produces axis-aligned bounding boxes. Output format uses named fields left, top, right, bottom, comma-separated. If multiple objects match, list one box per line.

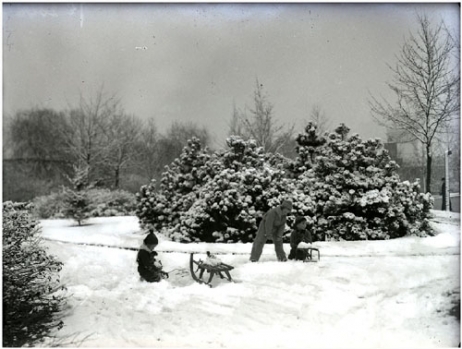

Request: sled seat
left=299, top=247, right=320, bottom=262
left=190, top=252, right=234, bottom=286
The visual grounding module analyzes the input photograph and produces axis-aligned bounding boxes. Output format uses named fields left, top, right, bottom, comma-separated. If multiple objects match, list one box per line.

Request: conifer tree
left=3, top=202, right=66, bottom=346
left=288, top=122, right=326, bottom=177
left=176, top=136, right=297, bottom=242
left=136, top=137, right=213, bottom=230
left=293, top=124, right=433, bottom=241
left=62, top=165, right=91, bottom=225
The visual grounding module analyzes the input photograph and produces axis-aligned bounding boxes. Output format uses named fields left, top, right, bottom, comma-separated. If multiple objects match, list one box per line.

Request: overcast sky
left=3, top=3, right=460, bottom=149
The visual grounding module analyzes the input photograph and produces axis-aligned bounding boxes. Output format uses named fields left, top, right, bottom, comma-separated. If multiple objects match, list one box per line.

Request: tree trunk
left=426, top=145, right=432, bottom=193
left=114, top=167, right=119, bottom=188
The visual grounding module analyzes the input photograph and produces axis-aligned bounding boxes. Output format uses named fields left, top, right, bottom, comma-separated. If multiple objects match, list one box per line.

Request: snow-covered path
left=40, top=211, right=460, bottom=348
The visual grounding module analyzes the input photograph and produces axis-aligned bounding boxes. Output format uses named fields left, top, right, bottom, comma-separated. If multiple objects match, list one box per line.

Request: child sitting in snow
left=288, top=216, right=314, bottom=261
left=136, top=229, right=168, bottom=282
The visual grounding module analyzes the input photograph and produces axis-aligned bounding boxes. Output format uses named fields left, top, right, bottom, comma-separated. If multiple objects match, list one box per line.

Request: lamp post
left=444, top=148, right=452, bottom=212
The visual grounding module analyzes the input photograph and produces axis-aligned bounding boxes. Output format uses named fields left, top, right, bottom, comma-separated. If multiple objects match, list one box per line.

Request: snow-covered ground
left=39, top=210, right=461, bottom=348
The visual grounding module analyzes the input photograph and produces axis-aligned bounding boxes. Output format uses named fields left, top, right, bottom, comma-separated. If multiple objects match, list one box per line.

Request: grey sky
left=3, top=3, right=460, bottom=149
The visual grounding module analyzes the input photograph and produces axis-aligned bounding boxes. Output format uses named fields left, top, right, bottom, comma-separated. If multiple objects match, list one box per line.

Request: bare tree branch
left=369, top=13, right=459, bottom=191
left=228, top=78, right=295, bottom=156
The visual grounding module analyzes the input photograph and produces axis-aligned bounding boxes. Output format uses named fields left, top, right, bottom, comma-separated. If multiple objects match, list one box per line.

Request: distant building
left=384, top=128, right=427, bottom=190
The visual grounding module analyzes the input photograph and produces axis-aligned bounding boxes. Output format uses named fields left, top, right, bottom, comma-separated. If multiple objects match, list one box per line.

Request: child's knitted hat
left=144, top=230, right=158, bottom=245
left=294, top=216, right=307, bottom=227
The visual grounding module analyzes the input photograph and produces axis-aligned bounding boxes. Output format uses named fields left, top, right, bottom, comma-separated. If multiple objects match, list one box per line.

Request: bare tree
left=3, top=113, right=14, bottom=159
left=435, top=118, right=460, bottom=192
left=4, top=108, right=74, bottom=201
left=308, top=104, right=331, bottom=135
left=229, top=78, right=295, bottom=155
left=9, top=108, right=71, bottom=162
left=101, top=112, right=142, bottom=188
left=134, top=117, right=161, bottom=180
left=228, top=101, right=246, bottom=138
left=61, top=87, right=120, bottom=185
left=370, top=14, right=460, bottom=192
left=157, top=121, right=210, bottom=166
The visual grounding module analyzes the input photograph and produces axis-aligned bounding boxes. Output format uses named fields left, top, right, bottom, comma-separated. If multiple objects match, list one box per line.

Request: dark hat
left=144, top=231, right=158, bottom=245
left=294, top=216, right=307, bottom=227
left=281, top=200, right=293, bottom=211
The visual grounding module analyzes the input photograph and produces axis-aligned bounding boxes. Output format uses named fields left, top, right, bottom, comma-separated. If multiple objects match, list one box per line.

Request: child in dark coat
left=288, top=216, right=313, bottom=261
left=136, top=230, right=168, bottom=282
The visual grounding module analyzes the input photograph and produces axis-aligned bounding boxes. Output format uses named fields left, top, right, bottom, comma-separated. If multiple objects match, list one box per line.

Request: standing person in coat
left=136, top=230, right=168, bottom=283
left=441, top=177, right=452, bottom=211
left=250, top=200, right=293, bottom=262
left=288, top=216, right=313, bottom=261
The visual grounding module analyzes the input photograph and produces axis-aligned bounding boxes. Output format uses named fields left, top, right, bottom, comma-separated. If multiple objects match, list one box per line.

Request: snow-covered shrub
left=288, top=122, right=327, bottom=177
left=292, top=124, right=434, bottom=241
left=62, top=187, right=90, bottom=225
left=176, top=165, right=294, bottom=243
left=33, top=189, right=137, bottom=219
left=138, top=136, right=297, bottom=243
left=136, top=137, right=214, bottom=230
left=3, top=202, right=66, bottom=347
left=32, top=191, right=68, bottom=219
left=61, top=165, right=91, bottom=225
left=136, top=180, right=170, bottom=230
left=138, top=125, right=433, bottom=243
left=86, top=188, right=137, bottom=217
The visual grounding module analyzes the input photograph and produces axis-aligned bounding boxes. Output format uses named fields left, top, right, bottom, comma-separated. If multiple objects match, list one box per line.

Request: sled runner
left=300, top=247, right=320, bottom=262
left=189, top=252, right=235, bottom=287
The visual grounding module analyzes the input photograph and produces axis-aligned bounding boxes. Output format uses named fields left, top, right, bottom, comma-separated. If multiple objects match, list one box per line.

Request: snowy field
left=39, top=210, right=460, bottom=348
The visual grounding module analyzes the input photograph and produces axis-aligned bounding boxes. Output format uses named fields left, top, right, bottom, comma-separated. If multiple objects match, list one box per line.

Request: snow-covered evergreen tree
left=288, top=122, right=327, bottom=177
left=3, top=202, right=66, bottom=346
left=292, top=124, right=433, bottom=241
left=173, top=136, right=296, bottom=243
left=136, top=137, right=214, bottom=230
left=136, top=126, right=433, bottom=243
left=62, top=165, right=91, bottom=226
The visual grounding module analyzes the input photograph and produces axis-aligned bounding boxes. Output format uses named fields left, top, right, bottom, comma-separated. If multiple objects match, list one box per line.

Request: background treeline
left=3, top=96, right=458, bottom=206
left=3, top=91, right=212, bottom=202
left=3, top=82, right=299, bottom=203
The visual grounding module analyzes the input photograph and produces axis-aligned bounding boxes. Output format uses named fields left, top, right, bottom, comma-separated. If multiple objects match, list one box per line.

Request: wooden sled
left=189, top=252, right=235, bottom=287
left=299, top=247, right=320, bottom=262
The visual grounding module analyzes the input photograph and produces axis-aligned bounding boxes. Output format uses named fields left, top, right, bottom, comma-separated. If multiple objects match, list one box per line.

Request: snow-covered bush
left=176, top=165, right=293, bottom=243
left=136, top=137, right=214, bottom=230
left=137, top=125, right=434, bottom=243
left=32, top=191, right=68, bottom=219
left=62, top=187, right=90, bottom=225
left=137, top=136, right=296, bottom=243
left=33, top=188, right=137, bottom=219
left=136, top=180, right=170, bottom=230
left=292, top=124, right=434, bottom=241
left=288, top=122, right=327, bottom=177
left=61, top=165, right=91, bottom=225
left=3, top=202, right=66, bottom=347
left=86, top=188, right=137, bottom=217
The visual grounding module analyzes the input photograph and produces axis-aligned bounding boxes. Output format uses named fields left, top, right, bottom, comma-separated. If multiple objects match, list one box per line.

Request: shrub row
left=32, top=188, right=137, bottom=219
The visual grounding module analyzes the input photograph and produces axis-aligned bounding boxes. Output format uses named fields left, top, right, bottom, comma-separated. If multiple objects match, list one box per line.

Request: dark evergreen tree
left=3, top=202, right=66, bottom=347
left=136, top=125, right=434, bottom=244
left=288, top=122, right=327, bottom=177
left=176, top=136, right=296, bottom=242
left=62, top=165, right=91, bottom=225
left=294, top=125, right=433, bottom=241
left=136, top=137, right=214, bottom=230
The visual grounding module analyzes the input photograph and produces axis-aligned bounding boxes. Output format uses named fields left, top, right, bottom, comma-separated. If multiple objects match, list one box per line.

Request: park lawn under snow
left=39, top=210, right=460, bottom=348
